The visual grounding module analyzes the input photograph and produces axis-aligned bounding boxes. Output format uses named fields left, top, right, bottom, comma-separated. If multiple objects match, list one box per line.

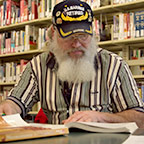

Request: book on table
left=0, top=114, right=69, bottom=142
left=0, top=114, right=138, bottom=142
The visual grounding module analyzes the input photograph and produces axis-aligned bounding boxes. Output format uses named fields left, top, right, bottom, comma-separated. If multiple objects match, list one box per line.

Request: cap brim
left=57, top=22, right=93, bottom=38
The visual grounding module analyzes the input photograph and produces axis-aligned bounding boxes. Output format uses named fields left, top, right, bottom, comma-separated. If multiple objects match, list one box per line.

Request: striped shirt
left=8, top=48, right=144, bottom=124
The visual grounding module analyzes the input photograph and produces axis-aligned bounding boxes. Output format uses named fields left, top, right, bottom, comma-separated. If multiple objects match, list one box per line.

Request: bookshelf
left=0, top=49, right=44, bottom=59
left=98, top=37, right=144, bottom=48
left=0, top=82, right=16, bottom=86
left=133, top=75, right=144, bottom=79
left=0, top=17, right=52, bottom=32
left=126, top=59, right=144, bottom=66
left=93, top=0, right=144, bottom=15
left=0, top=0, right=144, bottom=111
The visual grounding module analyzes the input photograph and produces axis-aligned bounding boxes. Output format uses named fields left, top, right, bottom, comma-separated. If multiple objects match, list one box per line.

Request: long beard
left=48, top=34, right=98, bottom=83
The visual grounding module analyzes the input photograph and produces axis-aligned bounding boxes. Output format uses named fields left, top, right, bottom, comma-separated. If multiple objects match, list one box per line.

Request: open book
left=0, top=114, right=138, bottom=142
left=0, top=114, right=69, bottom=142
left=65, top=121, right=138, bottom=133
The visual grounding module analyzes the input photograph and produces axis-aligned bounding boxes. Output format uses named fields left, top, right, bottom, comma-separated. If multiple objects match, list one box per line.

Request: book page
left=29, top=123, right=66, bottom=129
left=1, top=114, right=66, bottom=129
left=2, top=114, right=28, bottom=127
left=66, top=122, right=138, bottom=133
left=79, top=121, right=137, bottom=128
left=0, top=117, right=11, bottom=128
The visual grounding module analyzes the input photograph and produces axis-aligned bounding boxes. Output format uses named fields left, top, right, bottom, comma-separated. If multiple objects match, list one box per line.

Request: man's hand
left=0, top=100, right=21, bottom=115
left=62, top=111, right=124, bottom=124
left=62, top=110, right=144, bottom=128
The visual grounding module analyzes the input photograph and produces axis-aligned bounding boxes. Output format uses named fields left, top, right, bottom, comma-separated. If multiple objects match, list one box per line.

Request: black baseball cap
left=52, top=0, right=93, bottom=38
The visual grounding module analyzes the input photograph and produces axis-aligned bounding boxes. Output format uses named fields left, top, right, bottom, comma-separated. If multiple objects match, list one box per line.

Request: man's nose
left=71, top=39, right=82, bottom=48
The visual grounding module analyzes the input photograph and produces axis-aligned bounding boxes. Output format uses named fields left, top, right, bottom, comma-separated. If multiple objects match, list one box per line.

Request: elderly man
left=0, top=0, right=144, bottom=127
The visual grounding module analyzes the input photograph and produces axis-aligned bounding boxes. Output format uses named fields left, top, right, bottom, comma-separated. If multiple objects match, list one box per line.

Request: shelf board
left=98, top=37, right=144, bottom=47
left=28, top=111, right=38, bottom=115
left=0, top=82, right=16, bottom=86
left=126, top=59, right=144, bottom=66
left=133, top=75, right=144, bottom=79
left=0, top=17, right=52, bottom=32
left=112, top=0, right=144, bottom=12
left=0, top=49, right=44, bottom=58
left=93, top=0, right=144, bottom=15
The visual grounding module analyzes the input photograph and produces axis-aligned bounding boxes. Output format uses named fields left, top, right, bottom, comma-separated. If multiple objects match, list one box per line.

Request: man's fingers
left=63, top=111, right=91, bottom=123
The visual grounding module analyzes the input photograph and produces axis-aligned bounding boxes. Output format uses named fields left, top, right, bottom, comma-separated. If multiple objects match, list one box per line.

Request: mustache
left=65, top=47, right=86, bottom=53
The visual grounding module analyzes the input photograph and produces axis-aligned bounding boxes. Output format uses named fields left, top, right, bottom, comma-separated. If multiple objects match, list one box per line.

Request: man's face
left=48, top=28, right=97, bottom=83
left=56, top=32, right=92, bottom=59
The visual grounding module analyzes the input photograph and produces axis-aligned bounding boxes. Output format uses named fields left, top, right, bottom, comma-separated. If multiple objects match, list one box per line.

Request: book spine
left=38, top=28, right=42, bottom=49
left=28, top=0, right=32, bottom=20
left=6, top=0, right=11, bottom=25
left=0, top=5, right=4, bottom=26
left=113, top=15, right=119, bottom=40
left=141, top=83, right=144, bottom=102
left=3, top=0, right=7, bottom=26
left=140, top=11, right=144, bottom=37
left=20, top=0, right=25, bottom=22
left=134, top=11, right=141, bottom=38
left=130, top=12, right=135, bottom=38
left=119, top=13, right=124, bottom=40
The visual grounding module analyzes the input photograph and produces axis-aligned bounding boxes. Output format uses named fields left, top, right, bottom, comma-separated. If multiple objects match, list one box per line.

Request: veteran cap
left=52, top=0, right=93, bottom=38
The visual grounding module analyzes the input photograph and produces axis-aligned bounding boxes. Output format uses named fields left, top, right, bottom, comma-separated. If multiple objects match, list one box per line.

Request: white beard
left=47, top=32, right=98, bottom=83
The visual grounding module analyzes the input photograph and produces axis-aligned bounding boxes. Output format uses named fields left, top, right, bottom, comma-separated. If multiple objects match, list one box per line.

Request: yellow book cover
left=0, top=114, right=69, bottom=142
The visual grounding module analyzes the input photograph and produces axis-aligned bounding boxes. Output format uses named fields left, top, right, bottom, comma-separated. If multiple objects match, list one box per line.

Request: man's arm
left=116, top=109, right=144, bottom=128
left=62, top=110, right=144, bottom=128
left=0, top=100, right=21, bottom=115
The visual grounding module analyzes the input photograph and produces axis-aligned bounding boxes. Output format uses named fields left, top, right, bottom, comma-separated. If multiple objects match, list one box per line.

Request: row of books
left=93, top=17, right=111, bottom=42
left=129, top=48, right=144, bottom=60
left=0, top=0, right=109, bottom=27
left=0, top=0, right=139, bottom=27
left=0, top=25, right=48, bottom=55
left=113, top=11, right=144, bottom=40
left=93, top=10, right=144, bottom=41
left=0, top=0, right=63, bottom=26
left=0, top=59, right=28, bottom=83
left=113, top=0, right=136, bottom=4
left=93, top=11, right=144, bottom=42
left=137, top=82, right=144, bottom=102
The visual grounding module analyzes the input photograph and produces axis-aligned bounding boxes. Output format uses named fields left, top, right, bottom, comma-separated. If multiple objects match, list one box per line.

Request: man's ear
left=47, top=25, right=55, bottom=40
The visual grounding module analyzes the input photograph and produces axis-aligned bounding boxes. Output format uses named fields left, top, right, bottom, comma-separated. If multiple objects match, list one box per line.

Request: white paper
left=77, top=122, right=138, bottom=133
left=29, top=123, right=66, bottom=129
left=2, top=114, right=66, bottom=129
left=122, top=135, right=144, bottom=144
left=2, top=114, right=28, bottom=127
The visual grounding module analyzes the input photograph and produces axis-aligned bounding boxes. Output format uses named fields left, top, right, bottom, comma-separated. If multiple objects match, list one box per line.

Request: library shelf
left=28, top=111, right=38, bottom=115
left=0, top=82, right=16, bottom=86
left=98, top=37, right=144, bottom=48
left=0, top=17, right=52, bottom=32
left=93, top=0, right=144, bottom=15
left=126, top=59, right=144, bottom=66
left=133, top=75, right=144, bottom=79
left=0, top=49, right=44, bottom=58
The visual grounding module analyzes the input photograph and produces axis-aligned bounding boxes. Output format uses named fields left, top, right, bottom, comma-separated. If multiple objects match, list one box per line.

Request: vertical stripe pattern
left=7, top=49, right=144, bottom=123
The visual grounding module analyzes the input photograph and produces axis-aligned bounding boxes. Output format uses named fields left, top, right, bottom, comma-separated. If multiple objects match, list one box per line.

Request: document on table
left=122, top=135, right=144, bottom=144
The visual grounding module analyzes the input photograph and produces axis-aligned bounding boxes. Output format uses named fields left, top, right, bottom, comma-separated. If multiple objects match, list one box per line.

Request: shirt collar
left=46, top=52, right=58, bottom=71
